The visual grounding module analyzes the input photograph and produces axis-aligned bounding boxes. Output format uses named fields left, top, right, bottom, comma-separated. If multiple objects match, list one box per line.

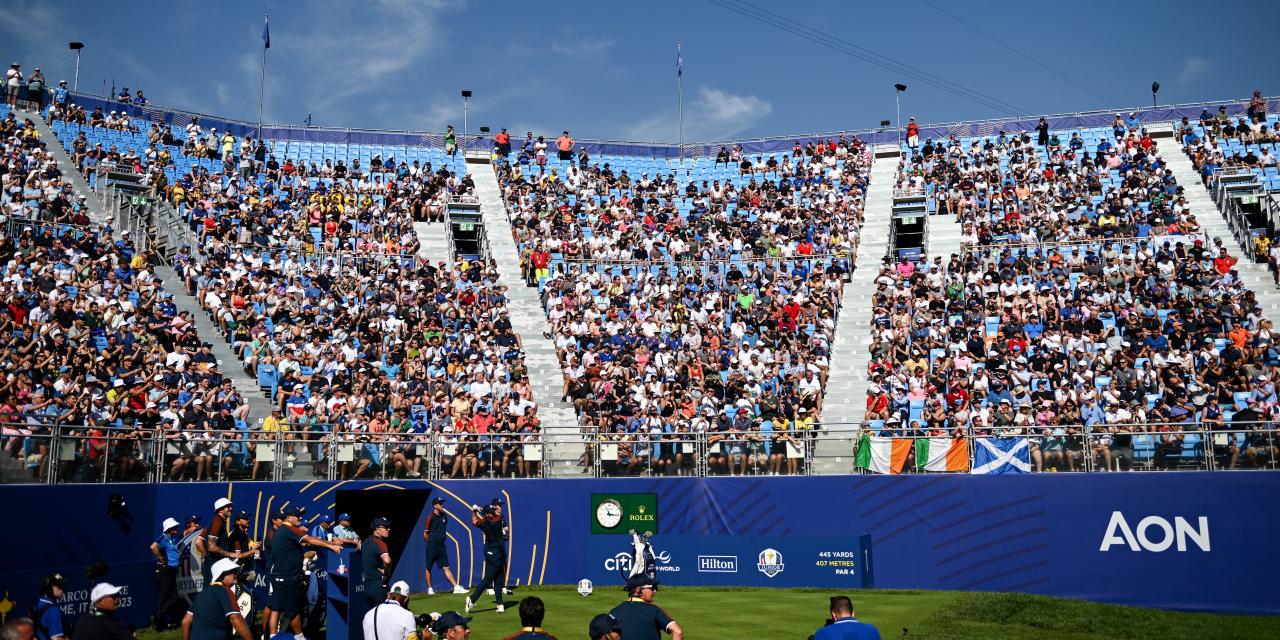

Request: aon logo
left=1099, top=511, right=1210, bottom=552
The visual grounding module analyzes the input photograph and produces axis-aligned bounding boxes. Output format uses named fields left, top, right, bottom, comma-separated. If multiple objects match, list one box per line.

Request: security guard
left=202, top=498, right=237, bottom=589
left=360, top=580, right=416, bottom=640
left=182, top=558, right=254, bottom=640
left=150, top=517, right=183, bottom=631
left=465, top=498, right=509, bottom=614
left=503, top=596, right=558, bottom=639
left=423, top=497, right=466, bottom=595
left=610, top=575, right=683, bottom=640
left=270, top=505, right=342, bottom=639
left=31, top=573, right=68, bottom=640
left=362, top=516, right=395, bottom=607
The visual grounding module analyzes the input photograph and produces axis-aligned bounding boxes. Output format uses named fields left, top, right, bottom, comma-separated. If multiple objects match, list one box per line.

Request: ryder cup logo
left=757, top=548, right=785, bottom=578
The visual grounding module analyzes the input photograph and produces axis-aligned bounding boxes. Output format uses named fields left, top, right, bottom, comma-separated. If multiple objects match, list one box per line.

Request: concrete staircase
left=813, top=148, right=899, bottom=473
left=414, top=221, right=451, bottom=264
left=469, top=162, right=585, bottom=475
left=926, top=212, right=964, bottom=260
left=1163, top=150, right=1280, bottom=321
left=17, top=108, right=110, bottom=223
left=154, top=269, right=278, bottom=426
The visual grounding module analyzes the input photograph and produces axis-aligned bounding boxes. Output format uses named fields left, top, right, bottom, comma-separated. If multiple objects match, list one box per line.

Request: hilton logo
left=629, top=505, right=656, bottom=522
left=697, top=555, right=738, bottom=573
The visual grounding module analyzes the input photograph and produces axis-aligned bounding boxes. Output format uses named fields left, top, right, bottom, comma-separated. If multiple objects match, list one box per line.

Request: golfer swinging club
left=625, top=529, right=657, bottom=581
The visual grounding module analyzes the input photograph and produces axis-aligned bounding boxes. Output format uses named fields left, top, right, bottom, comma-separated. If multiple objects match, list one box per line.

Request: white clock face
left=596, top=499, right=623, bottom=529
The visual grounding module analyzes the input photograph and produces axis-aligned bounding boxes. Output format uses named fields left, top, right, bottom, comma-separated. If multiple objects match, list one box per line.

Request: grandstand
left=0, top=74, right=1275, bottom=486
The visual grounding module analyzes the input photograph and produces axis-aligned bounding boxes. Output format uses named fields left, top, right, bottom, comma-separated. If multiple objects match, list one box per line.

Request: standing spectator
left=52, top=80, right=69, bottom=109
left=332, top=513, right=361, bottom=547
left=202, top=498, right=236, bottom=589
left=72, top=583, right=132, bottom=640
left=362, top=516, right=394, bottom=607
left=31, top=573, right=67, bottom=640
left=609, top=575, right=682, bottom=640
left=361, top=581, right=416, bottom=640
left=465, top=499, right=509, bottom=614
left=423, top=497, right=467, bottom=595
left=269, top=506, right=342, bottom=639
left=1248, top=90, right=1267, bottom=124
left=1036, top=117, right=1050, bottom=147
left=588, top=613, right=623, bottom=640
left=25, top=68, right=44, bottom=111
left=905, top=118, right=919, bottom=149
left=811, top=595, right=880, bottom=639
left=182, top=558, right=254, bottom=640
left=430, top=611, right=472, bottom=639
left=495, top=128, right=512, bottom=156
left=151, top=517, right=184, bottom=631
left=445, top=125, right=457, bottom=157
left=6, top=63, right=23, bottom=108
left=556, top=131, right=574, bottom=161
left=506, top=596, right=557, bottom=639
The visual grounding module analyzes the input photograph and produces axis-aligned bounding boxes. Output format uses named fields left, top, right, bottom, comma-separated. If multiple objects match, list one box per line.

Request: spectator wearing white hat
left=182, top=557, right=253, bottom=640
left=71, top=582, right=132, bottom=640
left=361, top=580, right=417, bottom=640
left=151, top=517, right=184, bottom=631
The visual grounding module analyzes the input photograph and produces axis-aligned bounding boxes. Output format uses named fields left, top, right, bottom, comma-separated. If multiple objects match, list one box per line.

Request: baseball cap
left=337, top=512, right=351, bottom=522
left=490, top=498, right=503, bottom=508
left=431, top=497, right=446, bottom=506
left=371, top=516, right=392, bottom=529
left=318, top=515, right=332, bottom=524
left=210, top=558, right=241, bottom=581
left=214, top=498, right=233, bottom=510
left=589, top=613, right=623, bottom=638
left=281, top=505, right=305, bottom=517
left=388, top=581, right=411, bottom=597
left=161, top=517, right=180, bottom=532
left=624, top=574, right=659, bottom=591
left=186, top=514, right=202, bottom=524
left=235, top=511, right=250, bottom=522
left=90, top=583, right=123, bottom=604
left=432, top=611, right=472, bottom=633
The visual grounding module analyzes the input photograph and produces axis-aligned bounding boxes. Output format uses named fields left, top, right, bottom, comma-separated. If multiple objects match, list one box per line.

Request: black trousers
left=469, top=546, right=507, bottom=605
left=155, top=565, right=184, bottom=625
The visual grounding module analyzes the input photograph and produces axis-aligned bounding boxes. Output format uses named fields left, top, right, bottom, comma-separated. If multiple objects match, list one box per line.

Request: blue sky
left=2, top=0, right=1276, bottom=142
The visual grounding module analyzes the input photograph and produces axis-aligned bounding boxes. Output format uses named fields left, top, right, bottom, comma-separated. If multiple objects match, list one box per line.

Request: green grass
left=136, top=586, right=1280, bottom=639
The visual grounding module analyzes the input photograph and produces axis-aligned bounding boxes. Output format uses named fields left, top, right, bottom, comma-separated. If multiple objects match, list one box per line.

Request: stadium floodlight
left=1151, top=81, right=1160, bottom=108
left=894, top=84, right=907, bottom=147
left=68, top=42, right=84, bottom=92
left=461, top=90, right=473, bottom=154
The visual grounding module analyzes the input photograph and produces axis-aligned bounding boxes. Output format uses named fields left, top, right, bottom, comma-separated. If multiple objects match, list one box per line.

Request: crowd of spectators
left=0, top=112, right=254, bottom=484
left=1180, top=103, right=1279, bottom=186
left=864, top=232, right=1279, bottom=471
left=896, top=122, right=1200, bottom=246
left=494, top=138, right=871, bottom=475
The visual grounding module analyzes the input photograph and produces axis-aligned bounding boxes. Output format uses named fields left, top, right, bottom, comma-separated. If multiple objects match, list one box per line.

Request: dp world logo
left=757, top=548, right=785, bottom=578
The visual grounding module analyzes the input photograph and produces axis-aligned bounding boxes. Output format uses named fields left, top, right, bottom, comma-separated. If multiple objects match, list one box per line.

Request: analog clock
left=596, top=499, right=623, bottom=529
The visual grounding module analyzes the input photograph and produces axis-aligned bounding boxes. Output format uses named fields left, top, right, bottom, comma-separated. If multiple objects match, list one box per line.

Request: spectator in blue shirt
left=813, top=595, right=880, bottom=640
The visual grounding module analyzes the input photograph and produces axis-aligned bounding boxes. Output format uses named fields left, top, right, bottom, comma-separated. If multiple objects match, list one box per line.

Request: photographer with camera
left=182, top=558, right=254, bottom=640
left=361, top=581, right=416, bottom=640
left=30, top=573, right=67, bottom=640
left=810, top=596, right=880, bottom=640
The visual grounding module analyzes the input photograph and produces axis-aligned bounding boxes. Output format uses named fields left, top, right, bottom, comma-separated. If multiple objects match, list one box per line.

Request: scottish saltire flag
left=971, top=437, right=1031, bottom=474
left=263, top=17, right=271, bottom=49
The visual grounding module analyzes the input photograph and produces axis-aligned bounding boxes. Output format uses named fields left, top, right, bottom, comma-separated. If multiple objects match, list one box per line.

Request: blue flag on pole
left=677, top=50, right=682, bottom=77
left=263, top=17, right=270, bottom=49
left=971, top=437, right=1031, bottom=474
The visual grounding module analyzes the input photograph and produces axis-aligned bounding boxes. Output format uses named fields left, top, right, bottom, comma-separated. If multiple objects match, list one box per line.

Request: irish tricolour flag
left=856, top=434, right=968, bottom=474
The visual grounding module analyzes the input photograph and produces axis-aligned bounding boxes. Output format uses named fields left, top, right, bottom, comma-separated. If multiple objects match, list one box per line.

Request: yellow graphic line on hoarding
left=540, top=510, right=550, bottom=585
left=300, top=480, right=320, bottom=494
left=427, top=481, right=477, bottom=588
left=527, top=544, right=537, bottom=586
left=312, top=480, right=353, bottom=501
left=253, top=491, right=263, bottom=542
left=446, top=532, right=462, bottom=585
left=502, top=489, right=514, bottom=586
left=364, top=483, right=405, bottom=491
left=262, top=496, right=276, bottom=541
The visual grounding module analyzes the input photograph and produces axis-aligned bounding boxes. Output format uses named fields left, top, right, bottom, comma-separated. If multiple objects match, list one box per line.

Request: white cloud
left=623, top=85, right=773, bottom=142
left=509, top=37, right=616, bottom=57
left=1179, top=57, right=1208, bottom=83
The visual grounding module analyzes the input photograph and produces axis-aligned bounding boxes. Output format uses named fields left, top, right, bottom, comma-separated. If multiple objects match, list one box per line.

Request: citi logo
left=1099, top=511, right=1211, bottom=552
left=697, top=555, right=738, bottom=573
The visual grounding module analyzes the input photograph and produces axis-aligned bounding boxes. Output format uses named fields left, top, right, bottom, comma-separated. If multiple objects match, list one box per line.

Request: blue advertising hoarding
left=1, top=472, right=1277, bottom=628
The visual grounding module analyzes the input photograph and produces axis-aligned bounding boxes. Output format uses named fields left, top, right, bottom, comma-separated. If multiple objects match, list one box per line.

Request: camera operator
left=361, top=581, right=416, bottom=640
left=810, top=596, right=880, bottom=640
